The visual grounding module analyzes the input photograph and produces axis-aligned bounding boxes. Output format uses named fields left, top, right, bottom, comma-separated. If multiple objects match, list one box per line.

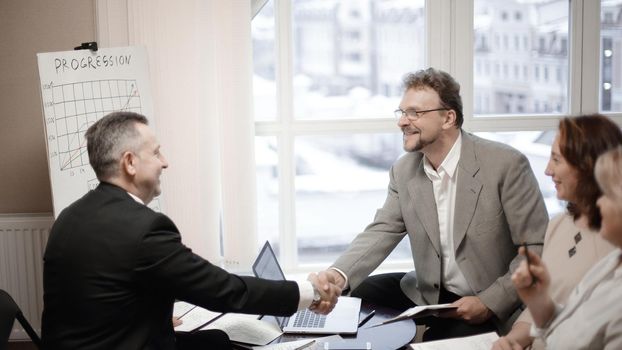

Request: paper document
left=252, top=335, right=343, bottom=350
left=409, top=332, right=499, bottom=350
left=173, top=301, right=195, bottom=318
left=252, top=338, right=316, bottom=350
left=374, top=304, right=457, bottom=326
left=174, top=305, right=222, bottom=332
left=203, top=313, right=281, bottom=345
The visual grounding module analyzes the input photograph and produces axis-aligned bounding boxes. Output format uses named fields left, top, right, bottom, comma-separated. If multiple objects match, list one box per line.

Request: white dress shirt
left=422, top=133, right=473, bottom=296
left=126, top=191, right=315, bottom=310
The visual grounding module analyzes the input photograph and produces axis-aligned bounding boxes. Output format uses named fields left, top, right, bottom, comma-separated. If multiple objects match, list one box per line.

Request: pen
left=358, top=310, right=376, bottom=328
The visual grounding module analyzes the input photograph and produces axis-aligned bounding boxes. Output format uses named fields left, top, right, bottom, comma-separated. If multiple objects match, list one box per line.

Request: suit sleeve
left=478, top=151, right=547, bottom=320
left=133, top=214, right=299, bottom=316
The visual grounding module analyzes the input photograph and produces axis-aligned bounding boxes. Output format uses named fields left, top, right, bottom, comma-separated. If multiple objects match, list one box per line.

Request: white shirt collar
left=127, top=191, right=145, bottom=205
left=423, top=132, right=462, bottom=179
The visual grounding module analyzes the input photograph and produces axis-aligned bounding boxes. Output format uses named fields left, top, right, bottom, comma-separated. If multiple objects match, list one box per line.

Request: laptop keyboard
left=292, top=309, right=327, bottom=328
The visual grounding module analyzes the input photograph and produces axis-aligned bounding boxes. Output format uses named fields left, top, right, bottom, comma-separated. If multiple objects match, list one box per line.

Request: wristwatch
left=311, top=284, right=321, bottom=308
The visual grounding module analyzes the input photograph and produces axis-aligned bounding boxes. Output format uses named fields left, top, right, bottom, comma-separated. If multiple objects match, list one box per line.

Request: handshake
left=306, top=269, right=346, bottom=315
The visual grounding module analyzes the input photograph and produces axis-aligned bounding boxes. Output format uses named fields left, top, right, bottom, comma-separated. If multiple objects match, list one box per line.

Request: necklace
left=568, top=231, right=582, bottom=258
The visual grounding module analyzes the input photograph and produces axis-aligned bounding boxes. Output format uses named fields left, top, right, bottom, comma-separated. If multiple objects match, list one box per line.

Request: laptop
left=252, top=241, right=361, bottom=335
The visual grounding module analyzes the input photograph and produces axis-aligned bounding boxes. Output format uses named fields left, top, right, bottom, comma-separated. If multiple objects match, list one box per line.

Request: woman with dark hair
left=508, top=145, right=622, bottom=349
left=493, top=115, right=622, bottom=350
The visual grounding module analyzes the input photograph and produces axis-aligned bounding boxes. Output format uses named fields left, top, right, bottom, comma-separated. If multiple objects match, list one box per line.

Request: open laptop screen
left=252, top=241, right=288, bottom=328
left=252, top=241, right=361, bottom=335
left=252, top=241, right=287, bottom=282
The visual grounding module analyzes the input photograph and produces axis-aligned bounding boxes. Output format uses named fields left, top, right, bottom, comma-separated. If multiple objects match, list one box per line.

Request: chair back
left=0, top=290, right=41, bottom=349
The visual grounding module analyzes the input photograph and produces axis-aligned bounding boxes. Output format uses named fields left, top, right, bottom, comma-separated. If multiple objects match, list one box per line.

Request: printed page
left=377, top=303, right=457, bottom=326
left=202, top=313, right=281, bottom=345
left=409, top=332, right=499, bottom=350
left=252, top=338, right=316, bottom=350
left=252, top=335, right=343, bottom=350
left=173, top=301, right=195, bottom=318
left=175, top=305, right=222, bottom=332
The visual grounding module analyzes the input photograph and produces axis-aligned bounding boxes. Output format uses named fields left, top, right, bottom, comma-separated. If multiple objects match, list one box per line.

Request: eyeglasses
left=393, top=107, right=449, bottom=121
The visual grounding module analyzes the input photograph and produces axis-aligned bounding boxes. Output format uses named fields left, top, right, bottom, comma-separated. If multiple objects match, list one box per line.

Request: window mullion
left=275, top=0, right=298, bottom=270
left=576, top=0, right=601, bottom=114
left=427, top=0, right=453, bottom=71
left=451, top=0, right=475, bottom=130
left=464, top=115, right=561, bottom=132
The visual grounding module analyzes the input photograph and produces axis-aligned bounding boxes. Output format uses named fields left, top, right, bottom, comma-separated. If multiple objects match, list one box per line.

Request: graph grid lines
left=51, top=79, right=142, bottom=171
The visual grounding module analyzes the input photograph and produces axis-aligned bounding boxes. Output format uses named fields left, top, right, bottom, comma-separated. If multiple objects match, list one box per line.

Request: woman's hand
left=512, top=246, right=555, bottom=328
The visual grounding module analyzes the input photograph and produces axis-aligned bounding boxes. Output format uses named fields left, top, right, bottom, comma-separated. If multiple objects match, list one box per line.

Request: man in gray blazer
left=321, top=68, right=548, bottom=341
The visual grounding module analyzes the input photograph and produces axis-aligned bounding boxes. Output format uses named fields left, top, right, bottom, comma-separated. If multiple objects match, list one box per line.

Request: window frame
left=254, top=0, right=622, bottom=272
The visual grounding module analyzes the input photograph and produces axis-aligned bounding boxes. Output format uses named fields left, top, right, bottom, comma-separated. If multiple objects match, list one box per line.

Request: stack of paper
left=252, top=335, right=343, bottom=350
left=409, top=332, right=499, bottom=350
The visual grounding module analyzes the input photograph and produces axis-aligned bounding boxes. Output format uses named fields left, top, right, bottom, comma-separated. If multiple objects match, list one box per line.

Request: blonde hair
left=595, top=145, right=622, bottom=201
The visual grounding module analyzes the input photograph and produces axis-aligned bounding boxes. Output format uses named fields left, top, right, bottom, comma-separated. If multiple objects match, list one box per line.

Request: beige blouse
left=515, top=213, right=614, bottom=350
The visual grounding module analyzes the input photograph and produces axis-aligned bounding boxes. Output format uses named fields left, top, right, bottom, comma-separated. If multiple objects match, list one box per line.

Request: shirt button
left=434, top=283, right=439, bottom=289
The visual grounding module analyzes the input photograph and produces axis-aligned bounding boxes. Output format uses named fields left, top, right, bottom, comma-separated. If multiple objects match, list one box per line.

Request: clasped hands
left=307, top=270, right=343, bottom=314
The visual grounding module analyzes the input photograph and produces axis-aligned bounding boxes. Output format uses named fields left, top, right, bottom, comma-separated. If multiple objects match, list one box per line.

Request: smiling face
left=545, top=134, right=580, bottom=203
left=397, top=87, right=449, bottom=153
left=131, top=123, right=168, bottom=204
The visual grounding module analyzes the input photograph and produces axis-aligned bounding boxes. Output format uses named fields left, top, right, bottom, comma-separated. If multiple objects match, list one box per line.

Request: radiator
left=0, top=213, right=53, bottom=340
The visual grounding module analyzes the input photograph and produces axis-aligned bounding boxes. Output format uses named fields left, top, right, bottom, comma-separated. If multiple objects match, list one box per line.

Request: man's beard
left=403, top=130, right=435, bottom=152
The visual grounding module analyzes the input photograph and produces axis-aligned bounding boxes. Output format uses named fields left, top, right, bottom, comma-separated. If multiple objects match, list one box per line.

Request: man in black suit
left=41, top=112, right=341, bottom=350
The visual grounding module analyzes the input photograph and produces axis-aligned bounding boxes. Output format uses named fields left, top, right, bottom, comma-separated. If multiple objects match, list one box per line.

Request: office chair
left=0, top=289, right=42, bottom=349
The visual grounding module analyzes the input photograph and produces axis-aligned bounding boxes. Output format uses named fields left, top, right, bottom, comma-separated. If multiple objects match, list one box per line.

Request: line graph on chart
left=38, top=47, right=161, bottom=216
left=50, top=79, right=141, bottom=171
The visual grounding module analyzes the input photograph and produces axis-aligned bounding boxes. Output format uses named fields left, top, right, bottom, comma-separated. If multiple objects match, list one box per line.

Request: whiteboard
left=37, top=46, right=164, bottom=217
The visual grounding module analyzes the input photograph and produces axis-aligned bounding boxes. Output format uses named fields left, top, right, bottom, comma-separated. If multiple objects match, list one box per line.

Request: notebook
left=252, top=241, right=361, bottom=335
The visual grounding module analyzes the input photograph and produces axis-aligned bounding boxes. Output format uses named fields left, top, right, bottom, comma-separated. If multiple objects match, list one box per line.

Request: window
left=474, top=0, right=569, bottom=116
left=294, top=134, right=408, bottom=263
left=252, top=0, right=622, bottom=271
left=601, top=0, right=622, bottom=112
left=544, top=66, right=549, bottom=82
left=253, top=0, right=425, bottom=268
left=475, top=132, right=562, bottom=217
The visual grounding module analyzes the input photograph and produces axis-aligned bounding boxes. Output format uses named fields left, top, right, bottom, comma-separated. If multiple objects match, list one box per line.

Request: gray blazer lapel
left=408, top=163, right=441, bottom=254
left=454, top=133, right=482, bottom=249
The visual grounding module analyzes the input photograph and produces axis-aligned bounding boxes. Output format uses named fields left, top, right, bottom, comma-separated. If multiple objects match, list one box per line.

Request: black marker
left=358, top=310, right=376, bottom=328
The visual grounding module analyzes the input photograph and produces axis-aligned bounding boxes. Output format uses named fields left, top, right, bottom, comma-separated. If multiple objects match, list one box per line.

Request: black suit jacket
left=41, top=183, right=299, bottom=350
